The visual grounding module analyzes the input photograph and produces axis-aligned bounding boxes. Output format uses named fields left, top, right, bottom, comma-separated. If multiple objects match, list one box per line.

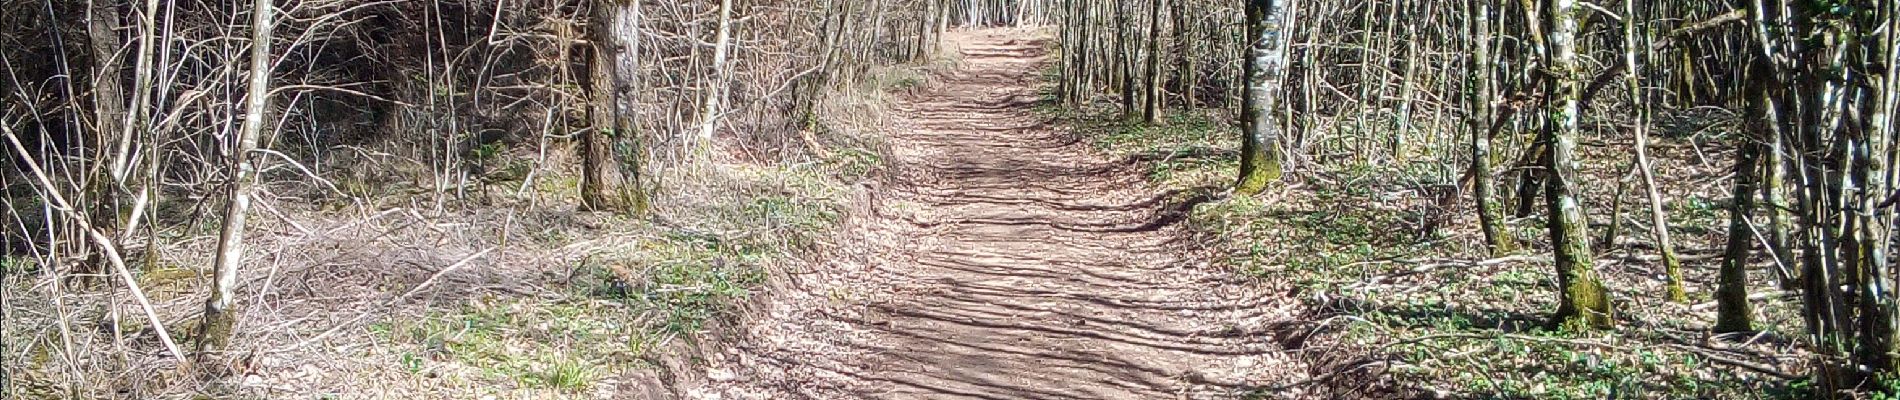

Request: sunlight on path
left=687, top=28, right=1309, bottom=400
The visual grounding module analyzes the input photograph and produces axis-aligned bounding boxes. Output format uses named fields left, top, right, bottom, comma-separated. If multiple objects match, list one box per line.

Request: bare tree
left=197, top=0, right=276, bottom=352
left=696, top=0, right=736, bottom=145
left=1140, top=0, right=1164, bottom=124
left=1620, top=0, right=1686, bottom=302
left=1467, top=0, right=1512, bottom=255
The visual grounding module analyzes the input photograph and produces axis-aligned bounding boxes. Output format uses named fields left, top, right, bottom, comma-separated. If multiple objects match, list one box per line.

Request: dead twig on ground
left=288, top=246, right=496, bottom=350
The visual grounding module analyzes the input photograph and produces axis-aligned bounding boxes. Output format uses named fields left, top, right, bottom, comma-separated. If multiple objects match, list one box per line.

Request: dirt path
left=688, top=29, right=1306, bottom=400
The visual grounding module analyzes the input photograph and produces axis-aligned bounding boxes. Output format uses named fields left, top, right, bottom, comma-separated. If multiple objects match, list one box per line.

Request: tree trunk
left=83, top=0, right=128, bottom=267
left=1115, top=0, right=1135, bottom=118
left=1848, top=1, right=1897, bottom=377
left=1141, top=0, right=1164, bottom=123
left=1622, top=0, right=1686, bottom=303
left=198, top=0, right=276, bottom=352
left=1597, top=163, right=1635, bottom=248
left=1715, top=96, right=1763, bottom=333
left=1542, top=0, right=1613, bottom=329
left=696, top=0, right=735, bottom=144
left=1512, top=141, right=1550, bottom=217
left=1469, top=0, right=1512, bottom=255
left=581, top=0, right=646, bottom=213
left=85, top=0, right=126, bottom=171
left=1236, top=0, right=1291, bottom=195
left=1762, top=118, right=1798, bottom=289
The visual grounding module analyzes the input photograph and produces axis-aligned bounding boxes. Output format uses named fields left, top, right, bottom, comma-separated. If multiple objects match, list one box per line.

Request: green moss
left=194, top=307, right=237, bottom=352
left=1235, top=146, right=1282, bottom=195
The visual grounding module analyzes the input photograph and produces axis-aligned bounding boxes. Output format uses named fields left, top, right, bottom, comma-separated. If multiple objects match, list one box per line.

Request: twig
left=252, top=148, right=349, bottom=198
left=268, top=84, right=415, bottom=107
left=2, top=123, right=188, bottom=362
left=289, top=246, right=495, bottom=350
left=1689, top=290, right=1791, bottom=312
left=250, top=192, right=313, bottom=235
left=1662, top=343, right=1800, bottom=380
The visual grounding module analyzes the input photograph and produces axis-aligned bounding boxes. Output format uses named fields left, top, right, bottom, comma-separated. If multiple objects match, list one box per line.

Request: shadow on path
left=688, top=28, right=1312, bottom=400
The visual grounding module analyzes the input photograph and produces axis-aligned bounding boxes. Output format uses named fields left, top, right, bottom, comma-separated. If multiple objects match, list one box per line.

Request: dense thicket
left=1, top=0, right=944, bottom=392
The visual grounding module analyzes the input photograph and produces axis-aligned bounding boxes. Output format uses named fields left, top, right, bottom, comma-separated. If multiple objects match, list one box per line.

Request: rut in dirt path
left=689, top=29, right=1308, bottom=400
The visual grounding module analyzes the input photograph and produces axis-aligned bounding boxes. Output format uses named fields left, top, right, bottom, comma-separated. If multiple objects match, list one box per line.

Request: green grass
left=370, top=299, right=628, bottom=392
left=359, top=126, right=865, bottom=396
left=631, top=237, right=768, bottom=335
left=826, top=147, right=883, bottom=181
left=0, top=255, right=35, bottom=275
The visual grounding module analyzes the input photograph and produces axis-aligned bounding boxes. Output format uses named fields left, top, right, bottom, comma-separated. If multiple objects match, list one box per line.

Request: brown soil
left=688, top=29, right=1310, bottom=400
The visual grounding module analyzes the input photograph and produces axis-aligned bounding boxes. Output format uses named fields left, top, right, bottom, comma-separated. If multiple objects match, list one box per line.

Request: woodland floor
left=4, top=27, right=1804, bottom=400
left=688, top=29, right=1312, bottom=399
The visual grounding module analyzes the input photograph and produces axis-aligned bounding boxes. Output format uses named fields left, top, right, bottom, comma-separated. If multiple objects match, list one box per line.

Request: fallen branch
left=1344, top=255, right=1544, bottom=290
left=1689, top=290, right=1792, bottom=312
left=1662, top=343, right=1800, bottom=380
left=2, top=123, right=188, bottom=363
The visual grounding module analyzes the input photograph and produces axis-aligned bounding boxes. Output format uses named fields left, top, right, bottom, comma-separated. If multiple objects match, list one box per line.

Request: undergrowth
left=1072, top=106, right=1809, bottom=399
left=1, top=45, right=936, bottom=400
left=341, top=65, right=925, bottom=398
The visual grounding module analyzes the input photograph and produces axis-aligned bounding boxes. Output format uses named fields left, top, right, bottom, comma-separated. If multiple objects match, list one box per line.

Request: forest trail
left=689, top=29, right=1306, bottom=399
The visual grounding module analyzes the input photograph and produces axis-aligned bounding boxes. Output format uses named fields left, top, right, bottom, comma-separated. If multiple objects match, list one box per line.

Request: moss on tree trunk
left=1236, top=0, right=1289, bottom=195
left=1542, top=0, right=1612, bottom=330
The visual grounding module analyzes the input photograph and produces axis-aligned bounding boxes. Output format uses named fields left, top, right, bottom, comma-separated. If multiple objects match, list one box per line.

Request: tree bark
left=1762, top=117, right=1797, bottom=289
left=581, top=0, right=646, bottom=213
left=1848, top=0, right=1897, bottom=377
left=696, top=0, right=735, bottom=144
left=1468, top=0, right=1512, bottom=255
left=1141, top=0, right=1164, bottom=123
left=1715, top=93, right=1763, bottom=333
left=1466, top=0, right=1512, bottom=254
left=1236, top=0, right=1291, bottom=195
left=1115, top=0, right=1135, bottom=118
left=83, top=0, right=128, bottom=266
left=1542, top=0, right=1613, bottom=329
left=198, top=0, right=276, bottom=352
